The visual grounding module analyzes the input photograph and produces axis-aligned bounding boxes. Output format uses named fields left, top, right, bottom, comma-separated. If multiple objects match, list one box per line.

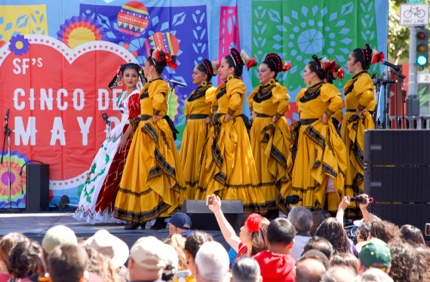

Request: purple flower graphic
left=9, top=34, right=30, bottom=56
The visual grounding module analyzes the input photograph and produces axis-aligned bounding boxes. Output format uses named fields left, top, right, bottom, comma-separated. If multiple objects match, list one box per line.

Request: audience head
left=231, top=255, right=262, bottom=282
left=329, top=252, right=359, bottom=275
left=266, top=217, right=295, bottom=254
left=356, top=222, right=372, bottom=244
left=303, top=236, right=334, bottom=259
left=164, top=234, right=187, bottom=271
left=184, top=231, right=213, bottom=274
left=296, top=249, right=328, bottom=282
left=82, top=244, right=120, bottom=282
left=42, top=225, right=78, bottom=255
left=168, top=212, right=192, bottom=235
left=84, top=229, right=129, bottom=269
left=321, top=266, right=357, bottom=282
left=370, top=220, right=401, bottom=244
left=162, top=243, right=180, bottom=282
left=399, top=224, right=426, bottom=247
left=287, top=206, right=313, bottom=233
left=195, top=241, right=229, bottom=282
left=0, top=232, right=27, bottom=273
left=357, top=238, right=391, bottom=274
left=355, top=268, right=394, bottom=282
left=388, top=239, right=422, bottom=281
left=128, top=236, right=168, bottom=281
left=239, top=213, right=268, bottom=256
left=316, top=217, right=352, bottom=254
left=48, top=244, right=89, bottom=282
left=8, top=237, right=41, bottom=278
left=310, top=208, right=331, bottom=236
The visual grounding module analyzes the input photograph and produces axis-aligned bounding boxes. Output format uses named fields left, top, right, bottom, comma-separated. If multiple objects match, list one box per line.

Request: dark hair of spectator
left=370, top=220, right=401, bottom=244
left=231, top=255, right=260, bottom=282
left=48, top=244, right=89, bottom=282
left=400, top=224, right=426, bottom=247
left=303, top=236, right=334, bottom=259
left=8, top=237, right=41, bottom=278
left=310, top=208, right=331, bottom=236
left=288, top=206, right=313, bottom=233
left=388, top=240, right=420, bottom=281
left=356, top=222, right=372, bottom=242
left=315, top=217, right=352, bottom=255
left=184, top=231, right=214, bottom=259
left=329, top=252, right=359, bottom=275
left=249, top=220, right=268, bottom=256
left=267, top=217, right=295, bottom=245
left=0, top=232, right=27, bottom=271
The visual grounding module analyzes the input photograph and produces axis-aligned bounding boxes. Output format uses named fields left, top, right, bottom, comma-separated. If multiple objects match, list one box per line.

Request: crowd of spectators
left=0, top=195, right=429, bottom=282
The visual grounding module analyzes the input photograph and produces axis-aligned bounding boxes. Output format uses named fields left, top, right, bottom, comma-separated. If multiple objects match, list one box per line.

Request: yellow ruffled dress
left=248, top=81, right=292, bottom=214
left=114, top=79, right=187, bottom=223
left=290, top=82, right=347, bottom=212
left=179, top=84, right=215, bottom=199
left=340, top=71, right=376, bottom=197
left=195, top=77, right=267, bottom=214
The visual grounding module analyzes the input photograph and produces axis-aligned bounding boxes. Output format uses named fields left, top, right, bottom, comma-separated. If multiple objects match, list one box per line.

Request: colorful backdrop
left=0, top=0, right=388, bottom=208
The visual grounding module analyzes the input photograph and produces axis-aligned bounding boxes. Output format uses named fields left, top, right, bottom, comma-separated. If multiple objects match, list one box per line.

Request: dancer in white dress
left=73, top=63, right=144, bottom=224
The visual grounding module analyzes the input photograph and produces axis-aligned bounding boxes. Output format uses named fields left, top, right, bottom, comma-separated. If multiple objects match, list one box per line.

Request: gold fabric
left=180, top=85, right=215, bottom=199
left=290, top=83, right=347, bottom=211
left=248, top=82, right=292, bottom=214
left=340, top=71, right=375, bottom=196
left=196, top=78, right=267, bottom=214
left=114, top=79, right=186, bottom=223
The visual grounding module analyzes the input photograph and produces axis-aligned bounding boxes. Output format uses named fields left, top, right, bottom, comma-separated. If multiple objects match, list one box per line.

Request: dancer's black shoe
left=150, top=217, right=167, bottom=230
left=124, top=222, right=140, bottom=230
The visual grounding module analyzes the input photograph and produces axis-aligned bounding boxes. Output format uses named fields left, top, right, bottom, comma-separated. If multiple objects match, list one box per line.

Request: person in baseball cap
left=168, top=212, right=192, bottom=236
left=356, top=238, right=392, bottom=274
left=128, top=236, right=168, bottom=282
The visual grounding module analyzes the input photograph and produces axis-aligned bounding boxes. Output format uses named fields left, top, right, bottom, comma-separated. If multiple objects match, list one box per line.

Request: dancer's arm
left=207, top=195, right=241, bottom=252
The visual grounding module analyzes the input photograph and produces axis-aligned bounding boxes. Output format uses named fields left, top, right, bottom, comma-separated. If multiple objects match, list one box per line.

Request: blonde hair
left=164, top=234, right=187, bottom=270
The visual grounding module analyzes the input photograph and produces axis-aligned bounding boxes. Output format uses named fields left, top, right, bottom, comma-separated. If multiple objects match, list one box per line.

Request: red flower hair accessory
left=245, top=213, right=262, bottom=233
left=151, top=47, right=178, bottom=70
left=283, top=61, right=292, bottom=72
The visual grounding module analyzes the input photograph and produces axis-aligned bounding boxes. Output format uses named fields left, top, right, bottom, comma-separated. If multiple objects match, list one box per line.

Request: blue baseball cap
left=169, top=212, right=192, bottom=229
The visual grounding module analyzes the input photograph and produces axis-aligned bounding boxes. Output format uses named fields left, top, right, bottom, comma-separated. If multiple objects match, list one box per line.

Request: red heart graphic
left=0, top=35, right=138, bottom=187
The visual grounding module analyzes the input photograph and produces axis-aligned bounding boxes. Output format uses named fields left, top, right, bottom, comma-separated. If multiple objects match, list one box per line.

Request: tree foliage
left=389, top=0, right=410, bottom=63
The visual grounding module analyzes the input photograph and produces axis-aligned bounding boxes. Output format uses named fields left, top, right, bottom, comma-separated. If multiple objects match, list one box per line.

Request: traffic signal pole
left=409, top=26, right=417, bottom=97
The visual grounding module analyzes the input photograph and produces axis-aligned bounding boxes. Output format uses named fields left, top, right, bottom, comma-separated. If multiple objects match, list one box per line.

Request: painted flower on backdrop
left=9, top=34, right=30, bottom=56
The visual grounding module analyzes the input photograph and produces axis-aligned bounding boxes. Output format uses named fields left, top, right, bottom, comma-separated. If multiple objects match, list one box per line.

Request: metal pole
left=409, top=25, right=418, bottom=105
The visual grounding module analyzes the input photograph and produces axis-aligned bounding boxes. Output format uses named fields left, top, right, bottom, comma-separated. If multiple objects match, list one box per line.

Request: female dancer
left=180, top=59, right=216, bottom=199
left=248, top=53, right=292, bottom=216
left=74, top=63, right=143, bottom=224
left=114, top=48, right=186, bottom=230
left=290, top=55, right=347, bottom=212
left=342, top=44, right=384, bottom=197
left=196, top=48, right=267, bottom=214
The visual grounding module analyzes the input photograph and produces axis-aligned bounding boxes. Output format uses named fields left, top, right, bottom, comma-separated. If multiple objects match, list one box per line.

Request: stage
left=0, top=211, right=227, bottom=249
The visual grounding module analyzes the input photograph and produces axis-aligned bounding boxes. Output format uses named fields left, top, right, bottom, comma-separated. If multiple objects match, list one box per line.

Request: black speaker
left=364, top=130, right=430, bottom=165
left=26, top=164, right=50, bottom=212
left=181, top=200, right=243, bottom=231
left=364, top=166, right=430, bottom=202
left=369, top=203, right=430, bottom=239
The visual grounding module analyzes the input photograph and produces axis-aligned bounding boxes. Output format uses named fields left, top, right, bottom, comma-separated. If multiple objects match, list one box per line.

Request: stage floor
left=0, top=211, right=226, bottom=249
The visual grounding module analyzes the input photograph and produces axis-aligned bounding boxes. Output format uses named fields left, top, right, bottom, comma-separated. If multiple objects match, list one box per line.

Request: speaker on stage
left=364, top=130, right=430, bottom=237
left=181, top=200, right=243, bottom=231
left=26, top=164, right=50, bottom=212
